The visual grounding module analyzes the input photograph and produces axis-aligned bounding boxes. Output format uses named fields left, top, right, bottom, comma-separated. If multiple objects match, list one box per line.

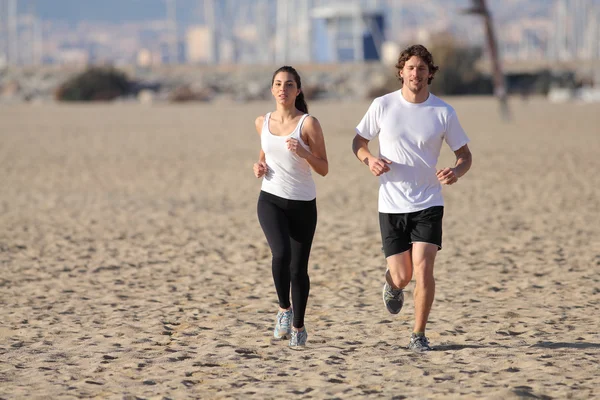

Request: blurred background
left=0, top=0, right=599, bottom=103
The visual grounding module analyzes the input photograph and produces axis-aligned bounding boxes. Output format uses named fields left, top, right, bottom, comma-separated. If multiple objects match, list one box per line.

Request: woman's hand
left=286, top=138, right=310, bottom=159
left=253, top=161, right=268, bottom=178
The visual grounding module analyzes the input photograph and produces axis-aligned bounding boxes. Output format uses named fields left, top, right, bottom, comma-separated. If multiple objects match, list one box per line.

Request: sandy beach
left=1, top=97, right=599, bottom=399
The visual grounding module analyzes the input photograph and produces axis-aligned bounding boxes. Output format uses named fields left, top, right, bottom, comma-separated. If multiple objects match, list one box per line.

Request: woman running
left=253, top=66, right=328, bottom=348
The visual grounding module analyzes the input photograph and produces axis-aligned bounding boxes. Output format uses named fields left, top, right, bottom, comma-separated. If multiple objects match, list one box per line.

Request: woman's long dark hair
left=271, top=66, right=308, bottom=114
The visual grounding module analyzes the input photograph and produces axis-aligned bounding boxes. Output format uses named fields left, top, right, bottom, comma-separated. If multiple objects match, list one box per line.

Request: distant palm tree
left=463, top=0, right=510, bottom=120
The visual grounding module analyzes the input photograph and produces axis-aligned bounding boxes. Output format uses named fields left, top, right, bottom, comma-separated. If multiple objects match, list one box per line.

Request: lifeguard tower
left=311, top=3, right=385, bottom=62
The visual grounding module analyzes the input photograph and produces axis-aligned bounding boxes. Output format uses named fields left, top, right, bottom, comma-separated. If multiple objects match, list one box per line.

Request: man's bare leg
left=411, top=242, right=438, bottom=333
left=386, top=250, right=413, bottom=289
left=382, top=250, right=412, bottom=314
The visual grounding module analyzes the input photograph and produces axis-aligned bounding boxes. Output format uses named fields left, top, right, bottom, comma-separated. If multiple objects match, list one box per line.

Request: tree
left=462, top=0, right=510, bottom=120
left=55, top=67, right=131, bottom=102
left=428, top=35, right=493, bottom=96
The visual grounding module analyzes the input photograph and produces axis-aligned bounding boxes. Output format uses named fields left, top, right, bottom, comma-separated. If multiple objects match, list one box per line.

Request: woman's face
left=271, top=71, right=300, bottom=106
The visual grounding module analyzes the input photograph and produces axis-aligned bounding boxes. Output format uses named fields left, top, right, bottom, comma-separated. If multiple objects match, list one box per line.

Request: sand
left=1, top=97, right=599, bottom=399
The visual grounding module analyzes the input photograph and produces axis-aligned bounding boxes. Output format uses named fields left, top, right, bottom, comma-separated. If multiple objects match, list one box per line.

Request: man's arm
left=352, top=134, right=391, bottom=176
left=452, top=144, right=472, bottom=178
left=352, top=134, right=374, bottom=166
left=437, top=144, right=472, bottom=185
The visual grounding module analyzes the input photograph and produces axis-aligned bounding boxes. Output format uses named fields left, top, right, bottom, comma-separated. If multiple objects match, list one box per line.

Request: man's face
left=400, top=56, right=432, bottom=94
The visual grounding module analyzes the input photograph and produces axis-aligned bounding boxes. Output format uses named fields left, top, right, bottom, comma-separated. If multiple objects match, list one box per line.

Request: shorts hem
left=410, top=240, right=442, bottom=251
left=384, top=247, right=411, bottom=259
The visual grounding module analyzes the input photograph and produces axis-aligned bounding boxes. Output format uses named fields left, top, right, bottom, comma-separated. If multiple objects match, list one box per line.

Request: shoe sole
left=274, top=331, right=291, bottom=340
left=382, top=283, right=402, bottom=314
left=408, top=346, right=432, bottom=352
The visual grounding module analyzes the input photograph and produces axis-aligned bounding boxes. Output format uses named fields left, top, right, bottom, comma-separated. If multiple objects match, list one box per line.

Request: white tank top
left=260, top=112, right=316, bottom=201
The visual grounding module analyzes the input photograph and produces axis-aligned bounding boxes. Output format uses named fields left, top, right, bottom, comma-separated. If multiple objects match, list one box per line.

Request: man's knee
left=388, top=269, right=411, bottom=288
left=387, top=253, right=412, bottom=288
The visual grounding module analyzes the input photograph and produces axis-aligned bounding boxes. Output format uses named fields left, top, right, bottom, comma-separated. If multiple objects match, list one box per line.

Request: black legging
left=257, top=191, right=317, bottom=329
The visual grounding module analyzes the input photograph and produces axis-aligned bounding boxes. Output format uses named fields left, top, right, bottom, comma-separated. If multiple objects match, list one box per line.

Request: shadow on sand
left=529, top=341, right=600, bottom=350
left=435, top=341, right=600, bottom=351
left=433, top=343, right=490, bottom=351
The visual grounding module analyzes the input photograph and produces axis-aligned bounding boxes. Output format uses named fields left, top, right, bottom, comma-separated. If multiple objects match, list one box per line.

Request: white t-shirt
left=355, top=90, right=470, bottom=213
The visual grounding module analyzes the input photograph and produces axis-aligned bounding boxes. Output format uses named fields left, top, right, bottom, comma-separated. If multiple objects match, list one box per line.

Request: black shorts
left=379, top=206, right=444, bottom=258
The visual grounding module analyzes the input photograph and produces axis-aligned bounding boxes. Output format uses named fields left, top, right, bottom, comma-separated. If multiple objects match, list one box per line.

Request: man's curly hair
left=395, top=44, right=439, bottom=85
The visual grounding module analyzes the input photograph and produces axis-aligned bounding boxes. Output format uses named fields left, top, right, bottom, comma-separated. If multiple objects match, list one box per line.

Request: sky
left=33, top=0, right=198, bottom=24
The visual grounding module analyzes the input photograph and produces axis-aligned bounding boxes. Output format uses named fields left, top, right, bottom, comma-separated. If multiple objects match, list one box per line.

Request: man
left=352, top=44, right=472, bottom=352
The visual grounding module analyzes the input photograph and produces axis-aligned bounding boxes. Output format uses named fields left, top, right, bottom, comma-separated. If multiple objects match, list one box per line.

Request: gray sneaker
left=273, top=309, right=293, bottom=340
left=289, top=328, right=308, bottom=349
left=382, top=270, right=404, bottom=314
left=408, top=333, right=432, bottom=352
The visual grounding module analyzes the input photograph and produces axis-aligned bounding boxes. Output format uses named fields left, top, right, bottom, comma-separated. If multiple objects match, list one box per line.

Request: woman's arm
left=288, top=116, right=328, bottom=177
left=253, top=115, right=268, bottom=178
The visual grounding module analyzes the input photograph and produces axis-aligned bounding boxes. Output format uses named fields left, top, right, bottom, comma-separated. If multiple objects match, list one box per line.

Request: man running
left=352, top=44, right=473, bottom=352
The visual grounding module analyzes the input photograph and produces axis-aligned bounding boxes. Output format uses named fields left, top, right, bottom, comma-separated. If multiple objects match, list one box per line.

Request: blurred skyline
left=1, top=0, right=599, bottom=67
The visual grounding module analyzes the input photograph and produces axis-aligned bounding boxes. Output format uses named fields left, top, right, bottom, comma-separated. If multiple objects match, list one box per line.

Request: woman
left=253, top=66, right=328, bottom=348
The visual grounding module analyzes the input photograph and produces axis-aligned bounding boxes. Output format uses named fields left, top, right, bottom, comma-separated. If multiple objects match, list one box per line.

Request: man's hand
left=437, top=167, right=458, bottom=185
left=366, top=157, right=392, bottom=176
left=253, top=161, right=268, bottom=178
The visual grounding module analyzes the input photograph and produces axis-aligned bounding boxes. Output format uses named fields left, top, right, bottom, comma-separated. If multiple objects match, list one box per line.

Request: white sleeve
left=445, top=110, right=470, bottom=151
left=355, top=98, right=381, bottom=140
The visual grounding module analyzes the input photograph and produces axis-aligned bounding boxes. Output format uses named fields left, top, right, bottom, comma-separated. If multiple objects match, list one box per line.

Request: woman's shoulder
left=303, top=114, right=321, bottom=130
left=254, top=114, right=265, bottom=134
left=254, top=113, right=270, bottom=132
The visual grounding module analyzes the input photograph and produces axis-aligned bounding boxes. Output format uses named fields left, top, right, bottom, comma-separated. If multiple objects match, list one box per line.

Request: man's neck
left=401, top=87, right=430, bottom=104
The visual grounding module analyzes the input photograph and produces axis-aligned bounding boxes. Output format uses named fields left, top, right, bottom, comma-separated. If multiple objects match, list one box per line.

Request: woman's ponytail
left=295, top=91, right=308, bottom=114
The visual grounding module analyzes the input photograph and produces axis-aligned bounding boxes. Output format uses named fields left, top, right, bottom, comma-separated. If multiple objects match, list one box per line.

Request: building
left=311, top=3, right=385, bottom=62
left=186, top=25, right=215, bottom=64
